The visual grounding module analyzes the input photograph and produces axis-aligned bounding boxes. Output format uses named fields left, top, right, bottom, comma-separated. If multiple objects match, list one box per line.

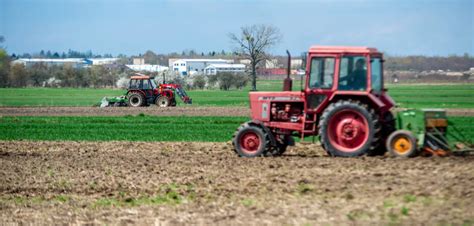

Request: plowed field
left=1, top=141, right=473, bottom=225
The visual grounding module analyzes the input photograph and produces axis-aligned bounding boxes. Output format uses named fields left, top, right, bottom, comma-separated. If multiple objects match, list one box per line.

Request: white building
left=12, top=58, right=88, bottom=68
left=171, top=59, right=234, bottom=76
left=133, top=58, right=145, bottom=65
left=87, top=58, right=119, bottom=65
left=12, top=58, right=119, bottom=67
left=204, top=63, right=246, bottom=75
left=125, top=64, right=169, bottom=73
left=265, top=59, right=279, bottom=69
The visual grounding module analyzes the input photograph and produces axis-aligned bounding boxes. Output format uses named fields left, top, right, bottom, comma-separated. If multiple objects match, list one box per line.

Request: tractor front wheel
left=128, top=93, right=144, bottom=107
left=156, top=96, right=170, bottom=107
left=232, top=123, right=271, bottom=157
left=386, top=130, right=417, bottom=157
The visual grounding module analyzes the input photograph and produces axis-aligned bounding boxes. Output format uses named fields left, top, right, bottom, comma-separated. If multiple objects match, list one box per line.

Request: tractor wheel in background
left=170, top=98, right=177, bottom=107
left=386, top=130, right=417, bottom=157
left=232, top=123, right=271, bottom=157
left=156, top=96, right=170, bottom=107
left=128, top=93, right=144, bottom=107
left=319, top=100, right=381, bottom=157
left=266, top=135, right=292, bottom=156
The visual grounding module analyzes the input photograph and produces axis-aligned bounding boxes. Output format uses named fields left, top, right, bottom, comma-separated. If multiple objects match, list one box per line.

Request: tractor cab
left=302, top=46, right=392, bottom=113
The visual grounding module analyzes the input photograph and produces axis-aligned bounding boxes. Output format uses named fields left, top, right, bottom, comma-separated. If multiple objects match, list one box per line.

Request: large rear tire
left=232, top=123, right=271, bottom=157
left=319, top=100, right=381, bottom=157
left=128, top=93, right=144, bottom=107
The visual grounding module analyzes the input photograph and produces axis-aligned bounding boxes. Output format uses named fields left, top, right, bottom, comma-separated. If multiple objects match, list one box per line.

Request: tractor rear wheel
left=156, top=96, right=170, bottom=107
left=232, top=123, right=271, bottom=157
left=319, top=100, right=381, bottom=157
left=386, top=130, right=417, bottom=157
left=128, top=93, right=144, bottom=107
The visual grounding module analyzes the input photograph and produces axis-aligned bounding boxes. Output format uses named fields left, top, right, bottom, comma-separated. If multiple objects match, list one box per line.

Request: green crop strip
left=0, top=115, right=248, bottom=142
left=0, top=115, right=472, bottom=144
left=0, top=83, right=472, bottom=108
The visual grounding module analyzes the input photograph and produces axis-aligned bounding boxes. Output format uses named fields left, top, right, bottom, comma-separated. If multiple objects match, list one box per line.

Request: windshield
left=150, top=79, right=157, bottom=89
left=370, top=58, right=383, bottom=93
left=309, top=57, right=335, bottom=89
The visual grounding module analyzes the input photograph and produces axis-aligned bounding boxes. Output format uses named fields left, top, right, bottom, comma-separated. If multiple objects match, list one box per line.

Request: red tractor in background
left=126, top=75, right=192, bottom=107
left=232, top=46, right=396, bottom=157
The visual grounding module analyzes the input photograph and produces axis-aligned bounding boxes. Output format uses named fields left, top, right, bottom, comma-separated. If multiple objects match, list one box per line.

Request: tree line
left=1, top=32, right=472, bottom=89
left=385, top=55, right=473, bottom=72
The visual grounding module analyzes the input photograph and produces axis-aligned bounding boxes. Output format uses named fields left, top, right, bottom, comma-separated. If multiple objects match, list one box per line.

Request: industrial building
left=170, top=59, right=234, bottom=75
left=204, top=63, right=246, bottom=75
left=11, top=58, right=88, bottom=68
left=11, top=58, right=119, bottom=68
left=125, top=64, right=169, bottom=73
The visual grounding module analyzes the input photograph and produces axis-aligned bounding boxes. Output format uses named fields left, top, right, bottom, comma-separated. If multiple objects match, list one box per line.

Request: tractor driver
left=340, top=58, right=367, bottom=91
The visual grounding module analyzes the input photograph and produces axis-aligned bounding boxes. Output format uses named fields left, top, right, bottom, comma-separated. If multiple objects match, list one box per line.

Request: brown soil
left=1, top=106, right=473, bottom=117
left=1, top=141, right=473, bottom=225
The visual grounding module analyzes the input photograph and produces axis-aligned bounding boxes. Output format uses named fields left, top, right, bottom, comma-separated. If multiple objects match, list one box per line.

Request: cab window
left=130, top=79, right=141, bottom=89
left=309, top=57, right=335, bottom=89
left=338, top=56, right=367, bottom=91
left=371, top=58, right=383, bottom=93
left=142, top=80, right=150, bottom=89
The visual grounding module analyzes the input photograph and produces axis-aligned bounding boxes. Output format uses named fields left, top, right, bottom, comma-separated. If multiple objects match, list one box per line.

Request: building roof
left=309, top=46, right=380, bottom=54
left=205, top=63, right=246, bottom=69
left=87, top=58, right=118, bottom=62
left=15, top=58, right=86, bottom=63
left=126, top=64, right=169, bottom=72
left=174, top=59, right=232, bottom=63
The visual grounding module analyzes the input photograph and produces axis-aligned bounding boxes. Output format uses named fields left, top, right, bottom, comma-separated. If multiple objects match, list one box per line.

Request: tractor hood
left=248, top=91, right=305, bottom=121
left=249, top=91, right=305, bottom=102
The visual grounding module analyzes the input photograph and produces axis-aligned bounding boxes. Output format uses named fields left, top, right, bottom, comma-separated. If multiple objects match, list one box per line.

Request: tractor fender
left=329, top=93, right=386, bottom=111
left=127, top=89, right=146, bottom=97
left=247, top=120, right=277, bottom=147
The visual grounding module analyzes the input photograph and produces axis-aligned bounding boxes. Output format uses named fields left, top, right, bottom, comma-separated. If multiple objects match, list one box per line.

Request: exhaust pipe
left=283, top=50, right=292, bottom=91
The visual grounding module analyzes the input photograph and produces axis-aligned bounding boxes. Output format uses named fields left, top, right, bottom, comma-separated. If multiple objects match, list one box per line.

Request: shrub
left=210, top=72, right=249, bottom=90
left=193, top=75, right=206, bottom=90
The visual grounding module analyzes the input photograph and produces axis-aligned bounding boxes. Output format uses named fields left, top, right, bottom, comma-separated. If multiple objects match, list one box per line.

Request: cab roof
left=309, top=46, right=380, bottom=54
left=130, top=75, right=151, bottom=80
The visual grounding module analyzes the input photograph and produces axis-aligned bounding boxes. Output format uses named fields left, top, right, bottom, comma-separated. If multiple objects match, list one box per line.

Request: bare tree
left=229, top=24, right=282, bottom=91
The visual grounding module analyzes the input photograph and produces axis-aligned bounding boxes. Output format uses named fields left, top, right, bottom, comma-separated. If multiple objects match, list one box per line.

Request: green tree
left=0, top=48, right=10, bottom=87
left=193, top=75, right=206, bottom=89
left=29, top=63, right=49, bottom=86
left=9, top=63, right=29, bottom=87
left=143, top=50, right=158, bottom=64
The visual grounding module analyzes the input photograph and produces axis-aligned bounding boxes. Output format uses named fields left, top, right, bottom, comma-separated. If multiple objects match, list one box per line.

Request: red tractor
left=232, top=46, right=396, bottom=157
left=126, top=75, right=192, bottom=107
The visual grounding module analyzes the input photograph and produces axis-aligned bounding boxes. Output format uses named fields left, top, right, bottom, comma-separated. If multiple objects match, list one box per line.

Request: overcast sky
left=1, top=0, right=473, bottom=56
